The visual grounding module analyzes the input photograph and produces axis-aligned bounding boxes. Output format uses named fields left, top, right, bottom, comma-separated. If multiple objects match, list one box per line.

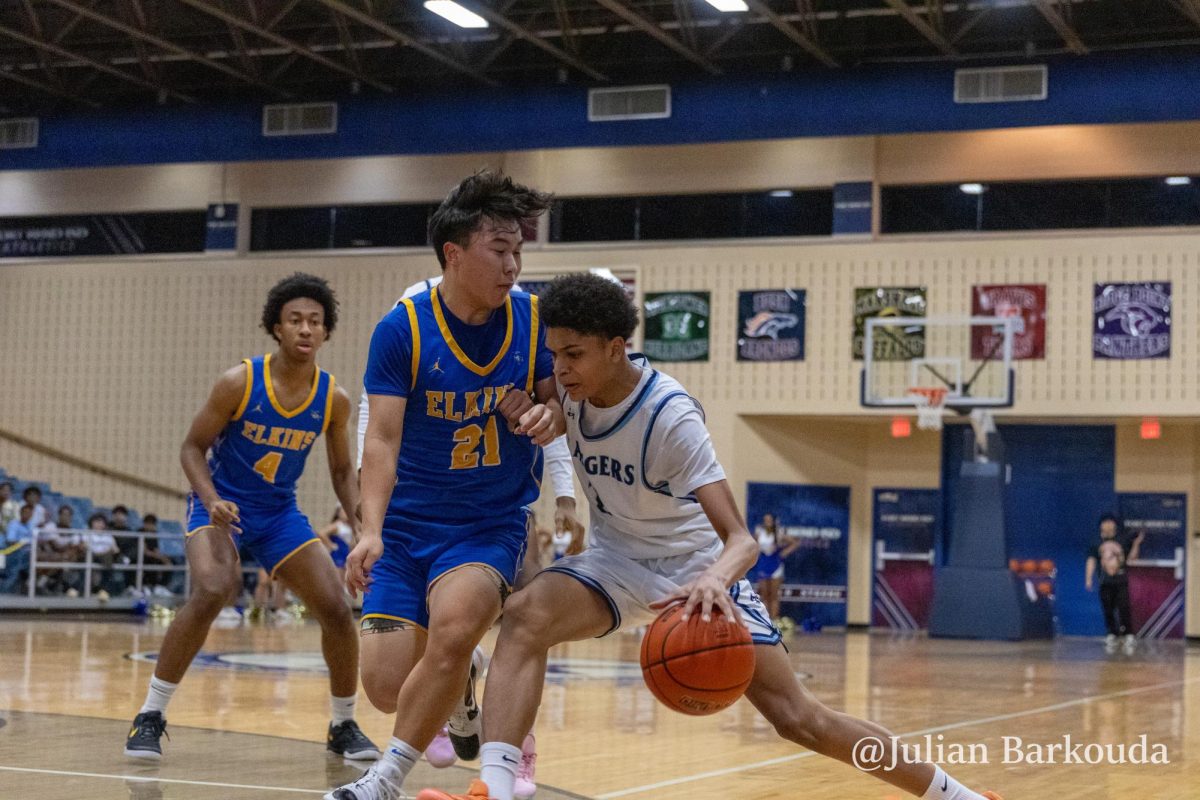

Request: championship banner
left=853, top=286, right=926, bottom=361
left=746, top=482, right=850, bottom=628
left=872, top=488, right=939, bottom=630
left=971, top=284, right=1046, bottom=360
left=643, top=292, right=710, bottom=362
left=737, top=289, right=805, bottom=362
left=1117, top=492, right=1186, bottom=639
left=1093, top=282, right=1171, bottom=360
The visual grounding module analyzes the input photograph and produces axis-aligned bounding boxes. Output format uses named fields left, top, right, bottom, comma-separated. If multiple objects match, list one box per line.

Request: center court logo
left=851, top=734, right=1169, bottom=769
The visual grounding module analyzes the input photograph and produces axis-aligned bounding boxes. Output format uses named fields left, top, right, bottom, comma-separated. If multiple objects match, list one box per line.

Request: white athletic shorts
left=544, top=539, right=782, bottom=645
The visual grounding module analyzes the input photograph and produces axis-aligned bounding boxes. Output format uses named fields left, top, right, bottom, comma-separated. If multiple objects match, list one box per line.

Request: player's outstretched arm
left=346, top=393, right=406, bottom=596
left=650, top=480, right=760, bottom=624
left=180, top=364, right=248, bottom=527
left=324, top=387, right=361, bottom=541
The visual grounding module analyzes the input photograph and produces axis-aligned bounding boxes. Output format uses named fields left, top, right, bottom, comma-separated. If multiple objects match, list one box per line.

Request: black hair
left=261, top=272, right=339, bottom=342
left=142, top=513, right=158, bottom=524
left=88, top=512, right=108, bottom=527
left=1099, top=513, right=1121, bottom=529
left=58, top=504, right=72, bottom=514
left=540, top=273, right=639, bottom=341
left=23, top=486, right=41, bottom=498
left=112, top=505, right=129, bottom=515
left=428, top=170, right=552, bottom=268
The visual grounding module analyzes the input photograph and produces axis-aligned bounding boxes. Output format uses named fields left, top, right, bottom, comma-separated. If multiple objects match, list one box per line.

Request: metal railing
left=0, top=528, right=260, bottom=606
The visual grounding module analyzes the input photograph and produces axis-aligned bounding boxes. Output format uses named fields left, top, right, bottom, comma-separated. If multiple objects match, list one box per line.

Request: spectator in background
left=109, top=505, right=136, bottom=595
left=316, top=506, right=354, bottom=580
left=37, top=505, right=85, bottom=596
left=85, top=512, right=122, bottom=601
left=139, top=514, right=176, bottom=597
left=1, top=504, right=35, bottom=594
left=0, top=482, right=19, bottom=529
left=1086, top=512, right=1144, bottom=654
left=22, top=487, right=48, bottom=530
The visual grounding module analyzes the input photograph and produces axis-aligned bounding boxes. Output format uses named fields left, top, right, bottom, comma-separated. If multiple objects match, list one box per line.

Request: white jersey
left=563, top=356, right=725, bottom=560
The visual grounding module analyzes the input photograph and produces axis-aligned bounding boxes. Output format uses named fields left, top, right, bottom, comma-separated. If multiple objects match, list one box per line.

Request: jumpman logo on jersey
left=429, top=358, right=444, bottom=375
left=512, top=352, right=524, bottom=365
left=250, top=402, right=264, bottom=415
left=310, top=409, right=321, bottom=420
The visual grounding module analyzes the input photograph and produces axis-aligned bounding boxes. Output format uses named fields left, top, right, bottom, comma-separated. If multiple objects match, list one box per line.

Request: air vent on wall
left=262, top=103, right=338, bottom=136
left=954, top=66, right=1047, bottom=103
left=588, top=85, right=671, bottom=121
left=0, top=117, right=38, bottom=149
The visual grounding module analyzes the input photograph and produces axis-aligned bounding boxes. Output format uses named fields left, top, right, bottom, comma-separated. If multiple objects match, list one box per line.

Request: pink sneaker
left=513, top=733, right=537, bottom=799
left=425, top=727, right=457, bottom=768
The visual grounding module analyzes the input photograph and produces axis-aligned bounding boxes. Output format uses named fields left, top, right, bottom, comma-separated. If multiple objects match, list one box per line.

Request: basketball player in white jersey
left=356, top=274, right=582, bottom=798
left=418, top=274, right=1003, bottom=800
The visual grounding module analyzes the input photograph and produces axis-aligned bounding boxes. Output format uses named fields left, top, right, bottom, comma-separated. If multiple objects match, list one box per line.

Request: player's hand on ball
left=517, top=404, right=557, bottom=445
left=651, top=572, right=744, bottom=626
left=207, top=499, right=240, bottom=527
left=497, top=389, right=535, bottom=432
left=345, top=535, right=383, bottom=597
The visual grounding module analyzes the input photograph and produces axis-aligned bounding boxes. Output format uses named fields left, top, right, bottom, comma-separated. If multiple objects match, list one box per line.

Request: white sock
left=377, top=738, right=421, bottom=785
left=480, top=741, right=521, bottom=800
left=921, top=766, right=989, bottom=800
left=331, top=694, right=357, bottom=725
left=140, top=676, right=178, bottom=714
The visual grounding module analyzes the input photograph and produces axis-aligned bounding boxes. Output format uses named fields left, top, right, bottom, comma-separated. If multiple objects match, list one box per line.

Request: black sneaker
left=124, top=711, right=168, bottom=760
left=327, top=720, right=381, bottom=761
left=447, top=646, right=484, bottom=760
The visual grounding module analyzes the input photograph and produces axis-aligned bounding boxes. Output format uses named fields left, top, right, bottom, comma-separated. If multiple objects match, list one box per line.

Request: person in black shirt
left=1085, top=513, right=1144, bottom=652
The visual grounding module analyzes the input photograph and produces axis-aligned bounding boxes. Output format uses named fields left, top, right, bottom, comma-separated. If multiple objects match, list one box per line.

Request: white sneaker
left=513, top=733, right=537, bottom=799
left=324, top=762, right=403, bottom=800
left=1123, top=634, right=1136, bottom=653
left=152, top=585, right=173, bottom=597
left=1104, top=633, right=1117, bottom=649
left=96, top=589, right=111, bottom=603
left=447, top=646, right=485, bottom=760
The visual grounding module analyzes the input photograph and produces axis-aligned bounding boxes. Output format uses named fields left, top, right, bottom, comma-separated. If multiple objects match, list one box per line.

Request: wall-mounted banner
left=833, top=182, right=873, bottom=235
left=872, top=488, right=939, bottom=630
left=0, top=211, right=207, bottom=258
left=737, top=289, right=805, bottom=362
left=1116, top=492, right=1186, bottom=639
left=853, top=286, right=926, bottom=361
left=205, top=204, right=238, bottom=251
left=971, top=284, right=1046, bottom=360
left=643, top=292, right=710, bottom=362
left=746, top=482, right=850, bottom=628
left=1093, top=282, right=1171, bottom=360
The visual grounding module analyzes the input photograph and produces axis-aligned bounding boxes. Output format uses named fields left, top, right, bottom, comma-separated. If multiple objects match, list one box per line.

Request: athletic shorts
left=330, top=537, right=352, bottom=568
left=545, top=539, right=782, bottom=645
left=360, top=510, right=529, bottom=631
left=186, top=493, right=319, bottom=577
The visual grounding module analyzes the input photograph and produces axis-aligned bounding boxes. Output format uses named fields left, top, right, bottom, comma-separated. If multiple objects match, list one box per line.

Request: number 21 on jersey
left=451, top=416, right=501, bottom=470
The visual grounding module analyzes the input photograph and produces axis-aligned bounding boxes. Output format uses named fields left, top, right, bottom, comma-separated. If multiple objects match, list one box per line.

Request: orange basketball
left=639, top=603, right=756, bottom=716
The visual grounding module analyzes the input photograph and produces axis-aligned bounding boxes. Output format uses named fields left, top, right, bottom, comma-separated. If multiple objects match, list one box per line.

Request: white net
left=909, top=387, right=947, bottom=430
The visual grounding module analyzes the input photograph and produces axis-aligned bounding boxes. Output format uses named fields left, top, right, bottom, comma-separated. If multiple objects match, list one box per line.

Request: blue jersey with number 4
left=364, top=287, right=548, bottom=527
left=208, top=354, right=334, bottom=510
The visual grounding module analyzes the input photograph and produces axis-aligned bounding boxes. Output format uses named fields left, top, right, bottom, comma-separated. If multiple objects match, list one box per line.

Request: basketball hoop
left=908, top=387, right=948, bottom=430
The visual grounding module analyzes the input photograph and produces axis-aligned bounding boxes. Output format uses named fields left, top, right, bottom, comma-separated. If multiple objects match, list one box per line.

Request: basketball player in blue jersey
left=420, top=274, right=1004, bottom=800
left=356, top=274, right=582, bottom=796
left=124, top=273, right=379, bottom=763
left=325, top=171, right=564, bottom=800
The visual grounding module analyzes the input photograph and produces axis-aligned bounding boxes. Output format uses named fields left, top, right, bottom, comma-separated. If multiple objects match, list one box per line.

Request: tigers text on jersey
left=562, top=356, right=726, bottom=559
left=365, top=286, right=546, bottom=527
left=208, top=354, right=334, bottom=508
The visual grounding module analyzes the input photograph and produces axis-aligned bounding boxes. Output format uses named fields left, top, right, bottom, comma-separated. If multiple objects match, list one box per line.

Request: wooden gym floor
left=0, top=616, right=1197, bottom=800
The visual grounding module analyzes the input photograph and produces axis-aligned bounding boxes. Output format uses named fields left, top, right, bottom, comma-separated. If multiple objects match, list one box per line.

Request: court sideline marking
left=597, top=673, right=1200, bottom=798
left=0, top=765, right=328, bottom=794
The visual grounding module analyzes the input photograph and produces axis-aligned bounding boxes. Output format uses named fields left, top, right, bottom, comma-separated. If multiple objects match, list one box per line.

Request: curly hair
left=261, top=272, right=339, bottom=341
left=540, top=273, right=639, bottom=341
left=429, top=169, right=553, bottom=268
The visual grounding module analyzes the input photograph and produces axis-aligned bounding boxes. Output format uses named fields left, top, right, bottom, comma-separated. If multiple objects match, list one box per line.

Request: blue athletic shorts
left=186, top=493, right=319, bottom=577
left=329, top=537, right=351, bottom=568
left=360, top=511, right=529, bottom=630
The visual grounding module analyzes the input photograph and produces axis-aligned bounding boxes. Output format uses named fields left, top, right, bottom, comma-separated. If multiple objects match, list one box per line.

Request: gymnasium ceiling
left=2, top=0, right=1200, bottom=113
